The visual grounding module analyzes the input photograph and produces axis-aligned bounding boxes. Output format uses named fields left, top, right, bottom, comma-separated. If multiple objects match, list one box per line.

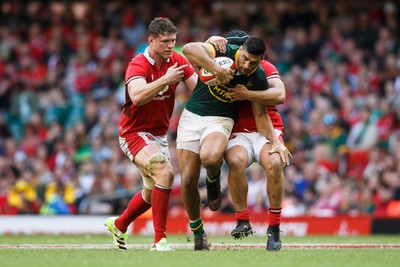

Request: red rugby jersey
left=119, top=49, right=195, bottom=137
left=232, top=60, right=284, bottom=133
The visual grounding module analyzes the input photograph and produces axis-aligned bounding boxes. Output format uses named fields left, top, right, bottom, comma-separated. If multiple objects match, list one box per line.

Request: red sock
left=151, top=186, right=172, bottom=243
left=235, top=210, right=250, bottom=221
left=268, top=208, right=282, bottom=227
left=115, top=190, right=151, bottom=233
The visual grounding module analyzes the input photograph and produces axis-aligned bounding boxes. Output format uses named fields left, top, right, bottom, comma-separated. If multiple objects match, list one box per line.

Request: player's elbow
left=275, top=91, right=286, bottom=104
left=129, top=90, right=147, bottom=106
left=131, top=97, right=142, bottom=106
left=182, top=43, right=196, bottom=57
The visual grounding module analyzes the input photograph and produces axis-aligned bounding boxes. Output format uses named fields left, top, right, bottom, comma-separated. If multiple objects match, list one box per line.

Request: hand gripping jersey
left=232, top=60, right=284, bottom=133
left=119, top=48, right=195, bottom=137
left=185, top=44, right=268, bottom=119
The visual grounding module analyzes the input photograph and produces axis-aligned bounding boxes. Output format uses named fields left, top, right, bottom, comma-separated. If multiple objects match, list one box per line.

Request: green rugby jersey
left=185, top=44, right=268, bottom=119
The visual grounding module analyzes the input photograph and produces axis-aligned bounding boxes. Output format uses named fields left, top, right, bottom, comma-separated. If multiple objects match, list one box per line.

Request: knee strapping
left=145, top=152, right=169, bottom=176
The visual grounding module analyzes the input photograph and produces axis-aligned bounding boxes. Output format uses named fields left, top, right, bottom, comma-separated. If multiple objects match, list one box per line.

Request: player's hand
left=227, top=84, right=249, bottom=101
left=165, top=63, right=187, bottom=84
left=269, top=142, right=292, bottom=166
left=206, top=36, right=227, bottom=53
left=214, top=67, right=234, bottom=85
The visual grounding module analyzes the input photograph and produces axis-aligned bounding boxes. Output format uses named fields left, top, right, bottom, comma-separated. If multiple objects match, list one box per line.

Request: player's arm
left=252, top=101, right=291, bottom=165
left=245, top=77, right=285, bottom=105
left=206, top=36, right=227, bottom=53
left=127, top=63, right=187, bottom=106
left=227, top=77, right=285, bottom=105
left=182, top=42, right=233, bottom=85
left=183, top=72, right=198, bottom=92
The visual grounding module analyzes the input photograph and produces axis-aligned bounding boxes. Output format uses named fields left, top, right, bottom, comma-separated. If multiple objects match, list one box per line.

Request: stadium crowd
left=0, top=0, right=400, bottom=218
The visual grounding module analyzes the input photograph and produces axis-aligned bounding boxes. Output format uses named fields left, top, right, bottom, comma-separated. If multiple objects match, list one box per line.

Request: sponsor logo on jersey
left=158, top=85, right=169, bottom=95
left=208, top=84, right=232, bottom=103
left=153, top=94, right=171, bottom=101
left=153, top=85, right=170, bottom=100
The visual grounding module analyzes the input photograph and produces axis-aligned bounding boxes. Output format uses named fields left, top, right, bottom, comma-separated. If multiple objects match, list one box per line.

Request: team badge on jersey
left=246, top=82, right=253, bottom=88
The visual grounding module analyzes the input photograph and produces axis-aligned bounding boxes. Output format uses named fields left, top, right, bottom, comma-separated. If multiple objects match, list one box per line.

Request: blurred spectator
left=7, top=170, right=40, bottom=214
left=347, top=106, right=379, bottom=150
left=40, top=181, right=74, bottom=215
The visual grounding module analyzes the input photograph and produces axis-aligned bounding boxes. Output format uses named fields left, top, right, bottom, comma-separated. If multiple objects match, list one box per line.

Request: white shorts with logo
left=176, top=109, right=234, bottom=154
left=226, top=129, right=283, bottom=167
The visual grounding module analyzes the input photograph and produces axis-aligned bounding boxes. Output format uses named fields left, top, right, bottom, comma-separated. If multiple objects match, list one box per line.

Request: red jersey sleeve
left=125, top=56, right=147, bottom=84
left=260, top=60, right=281, bottom=80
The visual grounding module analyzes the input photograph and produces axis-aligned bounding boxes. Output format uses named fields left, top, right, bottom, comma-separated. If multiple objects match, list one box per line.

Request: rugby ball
left=199, top=56, right=235, bottom=85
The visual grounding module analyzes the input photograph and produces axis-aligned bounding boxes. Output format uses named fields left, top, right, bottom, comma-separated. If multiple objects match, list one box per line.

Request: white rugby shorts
left=176, top=109, right=234, bottom=154
left=226, top=129, right=283, bottom=167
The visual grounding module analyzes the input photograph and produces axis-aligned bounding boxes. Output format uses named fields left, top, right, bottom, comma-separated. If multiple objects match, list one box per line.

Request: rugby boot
left=105, top=217, right=128, bottom=251
left=266, top=226, right=282, bottom=251
left=194, top=233, right=210, bottom=251
left=150, top=238, right=174, bottom=251
left=206, top=178, right=222, bottom=211
left=231, top=220, right=253, bottom=239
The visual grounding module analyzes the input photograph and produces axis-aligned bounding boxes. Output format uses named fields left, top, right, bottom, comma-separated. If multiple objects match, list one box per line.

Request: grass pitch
left=0, top=234, right=399, bottom=267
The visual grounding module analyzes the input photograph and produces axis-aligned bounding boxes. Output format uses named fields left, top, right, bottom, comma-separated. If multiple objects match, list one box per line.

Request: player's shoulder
left=226, top=44, right=240, bottom=55
left=246, top=65, right=268, bottom=90
left=129, top=53, right=147, bottom=65
left=260, top=60, right=280, bottom=77
left=227, top=43, right=240, bottom=50
left=170, top=51, right=189, bottom=62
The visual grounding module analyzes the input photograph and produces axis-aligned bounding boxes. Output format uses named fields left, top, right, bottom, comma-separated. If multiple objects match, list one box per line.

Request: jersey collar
left=143, top=47, right=171, bottom=65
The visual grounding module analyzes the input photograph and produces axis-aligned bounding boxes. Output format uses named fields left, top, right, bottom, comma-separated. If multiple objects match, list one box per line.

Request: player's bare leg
left=260, top=143, right=285, bottom=251
left=177, top=149, right=209, bottom=250
left=200, top=132, right=228, bottom=211
left=225, top=145, right=253, bottom=239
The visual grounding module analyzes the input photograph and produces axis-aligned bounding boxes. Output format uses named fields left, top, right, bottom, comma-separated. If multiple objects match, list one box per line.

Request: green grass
left=0, top=234, right=399, bottom=244
left=0, top=235, right=399, bottom=267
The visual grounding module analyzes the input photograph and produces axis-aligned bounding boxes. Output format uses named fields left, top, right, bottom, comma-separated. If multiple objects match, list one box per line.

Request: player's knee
left=265, top=154, right=284, bottom=175
left=145, top=152, right=174, bottom=187
left=152, top=164, right=174, bottom=188
left=145, top=152, right=168, bottom=176
left=180, top=173, right=197, bottom=189
left=225, top=152, right=247, bottom=170
left=200, top=153, right=223, bottom=170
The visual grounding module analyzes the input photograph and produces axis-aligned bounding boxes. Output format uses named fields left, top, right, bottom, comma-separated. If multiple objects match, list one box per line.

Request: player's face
left=149, top=33, right=177, bottom=59
left=237, top=48, right=263, bottom=75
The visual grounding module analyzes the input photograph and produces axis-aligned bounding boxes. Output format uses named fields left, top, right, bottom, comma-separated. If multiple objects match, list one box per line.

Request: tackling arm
left=246, top=77, right=285, bottom=105
left=228, top=77, right=285, bottom=105
left=252, top=101, right=291, bottom=165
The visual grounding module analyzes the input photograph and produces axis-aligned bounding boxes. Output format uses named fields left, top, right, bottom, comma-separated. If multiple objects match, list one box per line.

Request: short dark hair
left=148, top=17, right=177, bottom=37
left=242, top=37, right=266, bottom=56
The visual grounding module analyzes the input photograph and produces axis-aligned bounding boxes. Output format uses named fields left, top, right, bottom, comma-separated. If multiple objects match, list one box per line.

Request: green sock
left=190, top=218, right=205, bottom=236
